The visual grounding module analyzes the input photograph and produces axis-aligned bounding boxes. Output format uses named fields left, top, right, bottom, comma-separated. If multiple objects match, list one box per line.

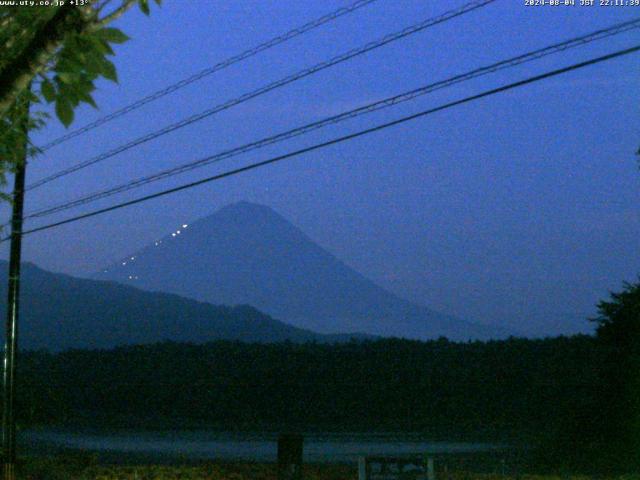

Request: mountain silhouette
left=0, top=261, right=362, bottom=351
left=96, top=202, right=508, bottom=340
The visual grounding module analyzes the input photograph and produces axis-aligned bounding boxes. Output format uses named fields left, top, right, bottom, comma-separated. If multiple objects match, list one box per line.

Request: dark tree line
left=5, top=279, right=638, bottom=473
left=16, top=337, right=601, bottom=438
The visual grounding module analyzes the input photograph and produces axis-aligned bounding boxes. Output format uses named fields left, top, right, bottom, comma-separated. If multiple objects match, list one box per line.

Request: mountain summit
left=97, top=202, right=507, bottom=340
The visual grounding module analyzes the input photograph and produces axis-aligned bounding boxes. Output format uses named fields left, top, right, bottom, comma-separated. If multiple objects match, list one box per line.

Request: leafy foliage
left=592, top=280, right=640, bottom=348
left=0, top=0, right=161, bottom=198
left=536, top=280, right=640, bottom=473
left=39, top=25, right=129, bottom=127
left=589, top=280, right=640, bottom=470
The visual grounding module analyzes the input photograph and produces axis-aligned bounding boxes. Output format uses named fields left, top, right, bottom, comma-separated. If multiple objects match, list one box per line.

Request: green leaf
left=57, top=71, right=78, bottom=84
left=55, top=57, right=76, bottom=73
left=26, top=89, right=41, bottom=104
left=138, top=0, right=150, bottom=15
left=96, top=27, right=130, bottom=44
left=84, top=50, right=105, bottom=76
left=86, top=35, right=114, bottom=55
left=100, top=39, right=115, bottom=56
left=78, top=91, right=98, bottom=109
left=100, top=58, right=118, bottom=83
left=55, top=98, right=74, bottom=127
left=75, top=76, right=95, bottom=94
left=58, top=83, right=80, bottom=106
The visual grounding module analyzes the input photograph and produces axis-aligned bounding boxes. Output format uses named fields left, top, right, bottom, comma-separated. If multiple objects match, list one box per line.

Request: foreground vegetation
left=8, top=280, right=640, bottom=474
left=16, top=457, right=640, bottom=480
left=11, top=335, right=617, bottom=472
left=17, top=335, right=600, bottom=438
left=19, top=458, right=353, bottom=480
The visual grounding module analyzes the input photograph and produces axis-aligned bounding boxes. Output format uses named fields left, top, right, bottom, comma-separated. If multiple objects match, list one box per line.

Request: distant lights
left=162, top=223, right=189, bottom=240
left=122, top=262, right=127, bottom=266
left=130, top=256, right=135, bottom=260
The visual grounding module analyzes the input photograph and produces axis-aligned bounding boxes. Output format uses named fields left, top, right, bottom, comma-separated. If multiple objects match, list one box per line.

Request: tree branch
left=0, top=6, right=86, bottom=118
left=90, top=0, right=137, bottom=30
left=0, top=0, right=138, bottom=116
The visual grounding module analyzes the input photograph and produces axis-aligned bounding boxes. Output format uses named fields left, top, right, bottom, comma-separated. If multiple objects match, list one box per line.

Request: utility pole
left=2, top=89, right=29, bottom=480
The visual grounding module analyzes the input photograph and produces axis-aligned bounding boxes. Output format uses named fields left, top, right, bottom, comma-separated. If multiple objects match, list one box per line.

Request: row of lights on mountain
left=102, top=223, right=190, bottom=276
left=157, top=224, right=188, bottom=244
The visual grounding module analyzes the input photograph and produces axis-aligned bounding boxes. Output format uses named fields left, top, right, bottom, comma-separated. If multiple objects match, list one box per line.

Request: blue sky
left=4, top=0, right=639, bottom=336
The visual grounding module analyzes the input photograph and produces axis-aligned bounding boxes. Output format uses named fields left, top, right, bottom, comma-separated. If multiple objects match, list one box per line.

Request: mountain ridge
left=96, top=201, right=510, bottom=340
left=0, top=261, right=369, bottom=351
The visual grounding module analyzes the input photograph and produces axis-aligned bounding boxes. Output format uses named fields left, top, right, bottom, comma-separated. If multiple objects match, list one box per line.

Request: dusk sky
left=3, top=0, right=639, bottom=337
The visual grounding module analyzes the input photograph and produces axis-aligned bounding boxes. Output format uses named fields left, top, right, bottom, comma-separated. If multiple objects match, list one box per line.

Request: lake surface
left=21, top=430, right=507, bottom=463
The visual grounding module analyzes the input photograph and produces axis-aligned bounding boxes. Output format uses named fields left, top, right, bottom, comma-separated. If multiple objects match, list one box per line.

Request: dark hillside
left=0, top=262, right=362, bottom=350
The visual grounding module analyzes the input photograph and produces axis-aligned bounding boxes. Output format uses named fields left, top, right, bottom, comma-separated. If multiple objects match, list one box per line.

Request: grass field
left=20, top=460, right=352, bottom=479
left=15, top=458, right=640, bottom=480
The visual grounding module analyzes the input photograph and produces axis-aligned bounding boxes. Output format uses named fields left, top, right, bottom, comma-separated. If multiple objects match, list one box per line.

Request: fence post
left=277, top=433, right=303, bottom=480
left=427, top=456, right=435, bottom=480
left=358, top=457, right=367, bottom=480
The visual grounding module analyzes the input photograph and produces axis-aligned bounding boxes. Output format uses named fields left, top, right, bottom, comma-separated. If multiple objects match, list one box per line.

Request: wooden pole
left=2, top=89, right=29, bottom=480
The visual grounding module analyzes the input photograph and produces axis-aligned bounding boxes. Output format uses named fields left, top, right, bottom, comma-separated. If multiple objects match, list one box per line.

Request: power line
left=26, top=0, right=496, bottom=191
left=22, top=17, right=640, bottom=221
left=36, top=0, right=380, bottom=152
left=8, top=44, right=638, bottom=242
